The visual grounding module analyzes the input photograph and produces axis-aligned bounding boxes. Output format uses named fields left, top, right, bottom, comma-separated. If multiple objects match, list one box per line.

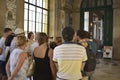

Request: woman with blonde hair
left=33, top=32, right=56, bottom=80
left=6, top=35, right=28, bottom=80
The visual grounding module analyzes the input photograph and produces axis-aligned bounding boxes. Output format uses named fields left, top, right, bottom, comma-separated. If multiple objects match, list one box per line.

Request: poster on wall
left=103, top=46, right=113, bottom=58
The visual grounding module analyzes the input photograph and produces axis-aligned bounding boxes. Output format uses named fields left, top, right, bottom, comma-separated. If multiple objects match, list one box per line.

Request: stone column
left=72, top=0, right=82, bottom=31
left=113, top=0, right=120, bottom=59
left=16, top=0, right=24, bottom=29
left=49, top=0, right=56, bottom=38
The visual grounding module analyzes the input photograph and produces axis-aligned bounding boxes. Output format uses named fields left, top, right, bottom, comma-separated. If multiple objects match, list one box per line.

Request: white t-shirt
left=4, top=46, right=10, bottom=58
left=10, top=48, right=28, bottom=80
left=30, top=42, right=39, bottom=57
left=10, top=37, right=17, bottom=53
left=0, top=37, right=6, bottom=61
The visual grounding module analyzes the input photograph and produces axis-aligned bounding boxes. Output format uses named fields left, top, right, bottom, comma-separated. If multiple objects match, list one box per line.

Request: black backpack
left=5, top=33, right=15, bottom=62
left=77, top=42, right=96, bottom=72
left=84, top=43, right=96, bottom=72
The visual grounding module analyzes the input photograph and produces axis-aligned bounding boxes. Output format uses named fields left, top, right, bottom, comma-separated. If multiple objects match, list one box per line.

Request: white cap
left=14, top=28, right=24, bottom=35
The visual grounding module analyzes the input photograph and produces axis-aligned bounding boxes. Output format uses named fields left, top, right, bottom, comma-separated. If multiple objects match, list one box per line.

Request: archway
left=80, top=0, right=113, bottom=46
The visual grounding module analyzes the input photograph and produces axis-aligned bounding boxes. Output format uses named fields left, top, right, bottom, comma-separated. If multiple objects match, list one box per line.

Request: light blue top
left=10, top=48, right=28, bottom=80
left=10, top=37, right=17, bottom=53
left=30, top=42, right=39, bottom=57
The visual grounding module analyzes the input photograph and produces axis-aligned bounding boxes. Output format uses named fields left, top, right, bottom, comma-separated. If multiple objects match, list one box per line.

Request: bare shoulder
left=20, top=52, right=28, bottom=58
left=34, top=46, right=39, bottom=53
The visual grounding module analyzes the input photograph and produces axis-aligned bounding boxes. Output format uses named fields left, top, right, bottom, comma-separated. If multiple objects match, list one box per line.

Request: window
left=84, top=12, right=89, bottom=31
left=24, top=0, right=48, bottom=34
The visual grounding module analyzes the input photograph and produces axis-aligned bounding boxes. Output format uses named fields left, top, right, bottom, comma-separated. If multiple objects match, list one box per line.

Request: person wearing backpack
left=0, top=28, right=12, bottom=80
left=5, top=33, right=15, bottom=63
left=77, top=30, right=96, bottom=80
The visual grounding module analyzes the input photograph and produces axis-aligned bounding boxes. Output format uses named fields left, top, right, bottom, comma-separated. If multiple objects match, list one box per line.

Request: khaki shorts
left=56, top=77, right=82, bottom=80
left=81, top=76, right=88, bottom=80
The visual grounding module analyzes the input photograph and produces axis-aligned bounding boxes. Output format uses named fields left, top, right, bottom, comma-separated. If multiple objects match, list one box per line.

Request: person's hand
left=8, top=77, right=13, bottom=80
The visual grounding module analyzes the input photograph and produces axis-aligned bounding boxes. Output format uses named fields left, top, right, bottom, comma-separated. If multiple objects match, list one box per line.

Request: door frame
left=80, top=0, right=113, bottom=46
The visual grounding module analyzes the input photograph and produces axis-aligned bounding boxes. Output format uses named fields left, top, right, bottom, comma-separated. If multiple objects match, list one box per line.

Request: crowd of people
left=0, top=26, right=100, bottom=80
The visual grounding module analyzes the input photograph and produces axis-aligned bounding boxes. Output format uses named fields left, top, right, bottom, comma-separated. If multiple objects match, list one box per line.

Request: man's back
left=53, top=43, right=87, bottom=80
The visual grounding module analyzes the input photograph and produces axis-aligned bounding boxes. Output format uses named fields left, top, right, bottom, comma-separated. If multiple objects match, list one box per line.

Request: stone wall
left=49, top=0, right=72, bottom=38
left=49, top=0, right=82, bottom=38
left=6, top=0, right=16, bottom=30
left=113, top=0, right=120, bottom=59
left=0, top=0, right=6, bottom=37
left=0, top=0, right=24, bottom=36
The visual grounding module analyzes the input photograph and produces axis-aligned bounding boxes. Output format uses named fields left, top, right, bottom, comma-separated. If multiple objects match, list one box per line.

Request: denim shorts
left=0, top=61, right=7, bottom=76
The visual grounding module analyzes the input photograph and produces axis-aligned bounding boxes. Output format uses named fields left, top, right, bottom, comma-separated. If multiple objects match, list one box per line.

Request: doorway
left=80, top=0, right=113, bottom=46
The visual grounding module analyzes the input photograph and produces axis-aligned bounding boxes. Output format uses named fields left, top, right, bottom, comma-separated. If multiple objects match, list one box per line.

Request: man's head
left=77, top=30, right=85, bottom=40
left=77, top=30, right=91, bottom=40
left=62, top=26, right=75, bottom=42
left=3, top=28, right=12, bottom=37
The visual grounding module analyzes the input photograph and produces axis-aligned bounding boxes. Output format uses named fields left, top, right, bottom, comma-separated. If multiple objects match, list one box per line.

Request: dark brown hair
left=77, top=30, right=91, bottom=39
left=36, top=32, right=48, bottom=45
left=28, top=32, right=33, bottom=39
left=3, top=28, right=12, bottom=33
left=55, top=37, right=62, bottom=45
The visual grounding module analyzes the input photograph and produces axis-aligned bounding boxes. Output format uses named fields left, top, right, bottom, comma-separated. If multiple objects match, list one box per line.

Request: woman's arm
left=6, top=59, right=11, bottom=77
left=10, top=52, right=27, bottom=80
left=0, top=48, right=3, bottom=55
left=81, top=61, right=86, bottom=71
left=49, top=49, right=57, bottom=80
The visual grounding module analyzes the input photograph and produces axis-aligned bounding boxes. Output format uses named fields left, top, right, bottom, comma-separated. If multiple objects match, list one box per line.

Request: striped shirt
left=53, top=43, right=87, bottom=80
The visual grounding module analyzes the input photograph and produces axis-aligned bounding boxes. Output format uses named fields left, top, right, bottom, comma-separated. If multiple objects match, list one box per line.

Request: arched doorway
left=80, top=0, right=113, bottom=46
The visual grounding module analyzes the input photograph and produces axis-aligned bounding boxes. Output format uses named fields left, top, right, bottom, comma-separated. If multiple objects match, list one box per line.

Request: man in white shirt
left=0, top=28, right=12, bottom=80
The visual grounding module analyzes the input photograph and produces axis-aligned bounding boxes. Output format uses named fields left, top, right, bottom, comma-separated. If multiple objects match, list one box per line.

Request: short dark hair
left=77, top=30, right=86, bottom=39
left=77, top=30, right=90, bottom=39
left=3, top=28, right=12, bottom=33
left=62, top=26, right=75, bottom=41
left=5, top=33, right=15, bottom=46
left=84, top=31, right=91, bottom=39
left=28, top=32, right=33, bottom=39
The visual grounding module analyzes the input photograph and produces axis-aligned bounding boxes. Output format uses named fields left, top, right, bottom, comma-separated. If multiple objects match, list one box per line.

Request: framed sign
left=103, top=46, right=113, bottom=58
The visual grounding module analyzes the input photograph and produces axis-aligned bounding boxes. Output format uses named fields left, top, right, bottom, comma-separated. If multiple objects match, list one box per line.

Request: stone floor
left=94, top=59, right=120, bottom=80
left=27, top=59, right=120, bottom=80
